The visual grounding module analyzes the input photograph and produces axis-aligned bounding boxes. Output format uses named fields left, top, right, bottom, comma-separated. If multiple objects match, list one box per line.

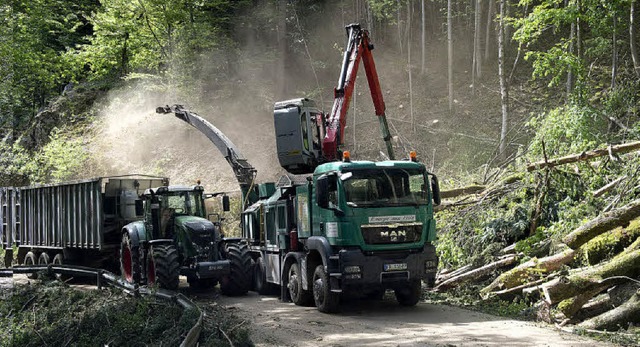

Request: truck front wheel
left=148, top=244, right=180, bottom=290
left=220, top=242, right=252, bottom=296
left=394, top=280, right=422, bottom=306
left=312, top=265, right=339, bottom=313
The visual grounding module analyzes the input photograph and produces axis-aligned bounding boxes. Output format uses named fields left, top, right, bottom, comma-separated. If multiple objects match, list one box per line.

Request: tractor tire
left=394, top=280, right=422, bottom=306
left=24, top=251, right=38, bottom=279
left=254, top=256, right=277, bottom=295
left=220, top=242, right=252, bottom=296
left=288, top=262, right=313, bottom=306
left=120, top=233, right=140, bottom=285
left=148, top=244, right=180, bottom=290
left=312, top=264, right=340, bottom=313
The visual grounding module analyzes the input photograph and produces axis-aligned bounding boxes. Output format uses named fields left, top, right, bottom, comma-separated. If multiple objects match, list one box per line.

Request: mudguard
left=305, top=236, right=332, bottom=268
left=122, top=221, right=147, bottom=248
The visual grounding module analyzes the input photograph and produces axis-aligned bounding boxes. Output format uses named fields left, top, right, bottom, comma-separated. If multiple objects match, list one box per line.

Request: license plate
left=384, top=263, right=407, bottom=271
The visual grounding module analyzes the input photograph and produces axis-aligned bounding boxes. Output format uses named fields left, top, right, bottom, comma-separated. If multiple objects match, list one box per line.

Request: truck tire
left=24, top=251, right=38, bottom=279
left=220, top=242, right=252, bottom=296
left=312, top=264, right=340, bottom=313
left=394, top=280, right=422, bottom=306
left=288, top=263, right=313, bottom=306
left=254, top=256, right=277, bottom=295
left=120, top=233, right=140, bottom=285
left=148, top=244, right=180, bottom=290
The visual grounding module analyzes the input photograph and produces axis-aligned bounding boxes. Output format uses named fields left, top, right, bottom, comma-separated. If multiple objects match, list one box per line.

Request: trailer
left=1, top=175, right=167, bottom=271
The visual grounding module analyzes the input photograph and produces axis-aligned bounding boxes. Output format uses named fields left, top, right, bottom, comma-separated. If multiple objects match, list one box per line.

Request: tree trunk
left=541, top=248, right=640, bottom=304
left=498, top=0, right=509, bottom=159
left=562, top=199, right=640, bottom=249
left=472, top=0, right=482, bottom=96
left=527, top=141, right=640, bottom=172
left=557, top=283, right=611, bottom=318
left=421, top=0, right=426, bottom=74
left=578, top=290, right=640, bottom=330
left=480, top=248, right=575, bottom=297
left=566, top=0, right=575, bottom=98
left=631, top=0, right=640, bottom=77
left=435, top=255, right=517, bottom=291
left=611, top=13, right=618, bottom=89
left=447, top=0, right=454, bottom=113
left=581, top=220, right=640, bottom=265
left=398, top=0, right=403, bottom=55
left=440, top=184, right=486, bottom=199
left=407, top=0, right=414, bottom=132
left=485, top=0, right=495, bottom=63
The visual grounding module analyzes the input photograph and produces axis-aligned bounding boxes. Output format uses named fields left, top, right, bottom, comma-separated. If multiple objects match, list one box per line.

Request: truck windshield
left=342, top=168, right=428, bottom=207
left=162, top=191, right=206, bottom=217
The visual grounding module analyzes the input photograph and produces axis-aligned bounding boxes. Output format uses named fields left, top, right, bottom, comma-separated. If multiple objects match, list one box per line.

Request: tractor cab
left=142, top=185, right=208, bottom=241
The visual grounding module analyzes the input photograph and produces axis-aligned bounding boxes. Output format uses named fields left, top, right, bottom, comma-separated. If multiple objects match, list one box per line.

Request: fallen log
left=436, top=264, right=473, bottom=284
left=541, top=248, right=640, bottom=304
left=491, top=277, right=550, bottom=301
left=557, top=283, right=611, bottom=318
left=434, top=254, right=517, bottom=291
left=480, top=248, right=575, bottom=297
left=440, top=185, right=486, bottom=199
left=593, top=176, right=626, bottom=198
left=570, top=294, right=612, bottom=323
left=526, top=141, right=640, bottom=172
left=581, top=219, right=640, bottom=265
left=562, top=199, right=640, bottom=249
left=578, top=290, right=640, bottom=331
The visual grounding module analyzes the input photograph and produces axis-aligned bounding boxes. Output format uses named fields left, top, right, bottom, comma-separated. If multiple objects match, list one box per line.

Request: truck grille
left=361, top=223, right=422, bottom=245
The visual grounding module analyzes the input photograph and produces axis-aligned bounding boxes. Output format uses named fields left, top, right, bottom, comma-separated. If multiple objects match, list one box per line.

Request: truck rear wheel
left=148, top=244, right=180, bottom=290
left=254, top=256, right=277, bottom=295
left=120, top=233, right=140, bottom=285
left=394, top=280, right=422, bottom=306
left=288, top=263, right=312, bottom=306
left=312, top=265, right=339, bottom=313
left=220, top=242, right=252, bottom=296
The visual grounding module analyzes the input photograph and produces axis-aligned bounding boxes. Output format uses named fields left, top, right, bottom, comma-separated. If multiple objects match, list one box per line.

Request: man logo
left=380, top=230, right=406, bottom=242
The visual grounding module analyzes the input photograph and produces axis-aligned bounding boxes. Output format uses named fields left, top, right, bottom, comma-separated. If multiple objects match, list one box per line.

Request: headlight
left=344, top=265, right=362, bottom=274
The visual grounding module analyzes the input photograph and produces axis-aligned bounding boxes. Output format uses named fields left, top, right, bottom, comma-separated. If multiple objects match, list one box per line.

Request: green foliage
left=527, top=104, right=607, bottom=158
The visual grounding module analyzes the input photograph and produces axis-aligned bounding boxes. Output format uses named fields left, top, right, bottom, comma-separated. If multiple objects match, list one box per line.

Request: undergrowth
left=0, top=280, right=252, bottom=347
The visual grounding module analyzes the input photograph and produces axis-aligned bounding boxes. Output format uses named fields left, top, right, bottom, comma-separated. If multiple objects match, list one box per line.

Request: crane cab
left=274, top=98, right=324, bottom=174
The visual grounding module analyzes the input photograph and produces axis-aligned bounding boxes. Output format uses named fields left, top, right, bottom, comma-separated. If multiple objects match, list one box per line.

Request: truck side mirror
left=431, top=175, right=441, bottom=206
left=316, top=176, right=329, bottom=208
left=222, top=195, right=230, bottom=212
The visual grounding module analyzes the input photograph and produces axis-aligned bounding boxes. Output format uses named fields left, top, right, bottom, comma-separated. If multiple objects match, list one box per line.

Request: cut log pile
left=434, top=142, right=640, bottom=335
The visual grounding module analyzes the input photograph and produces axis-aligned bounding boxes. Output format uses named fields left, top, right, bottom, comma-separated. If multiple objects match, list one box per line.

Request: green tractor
left=119, top=184, right=252, bottom=294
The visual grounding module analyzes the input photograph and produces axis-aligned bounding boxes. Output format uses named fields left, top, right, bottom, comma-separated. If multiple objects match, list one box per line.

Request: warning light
left=409, top=151, right=417, bottom=162
left=343, top=150, right=351, bottom=162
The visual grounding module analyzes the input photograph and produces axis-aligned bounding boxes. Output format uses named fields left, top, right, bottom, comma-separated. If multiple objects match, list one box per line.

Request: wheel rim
left=122, top=245, right=133, bottom=282
left=147, top=256, right=156, bottom=285
left=288, top=266, right=299, bottom=300
left=313, top=274, right=325, bottom=306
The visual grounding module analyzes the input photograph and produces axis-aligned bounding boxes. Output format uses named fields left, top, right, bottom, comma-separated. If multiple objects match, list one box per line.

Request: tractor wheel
left=312, top=264, right=340, bottom=313
left=254, top=256, right=277, bottom=295
left=148, top=244, right=180, bottom=290
left=24, top=251, right=38, bottom=279
left=120, top=233, right=140, bottom=285
left=288, top=262, right=313, bottom=306
left=220, top=242, right=252, bottom=296
left=394, top=280, right=422, bottom=306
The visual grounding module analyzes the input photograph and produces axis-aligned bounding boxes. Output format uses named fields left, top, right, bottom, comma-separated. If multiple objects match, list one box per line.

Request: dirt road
left=216, top=292, right=610, bottom=347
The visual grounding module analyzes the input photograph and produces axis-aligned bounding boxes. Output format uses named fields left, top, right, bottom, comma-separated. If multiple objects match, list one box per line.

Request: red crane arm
left=321, top=24, right=395, bottom=161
